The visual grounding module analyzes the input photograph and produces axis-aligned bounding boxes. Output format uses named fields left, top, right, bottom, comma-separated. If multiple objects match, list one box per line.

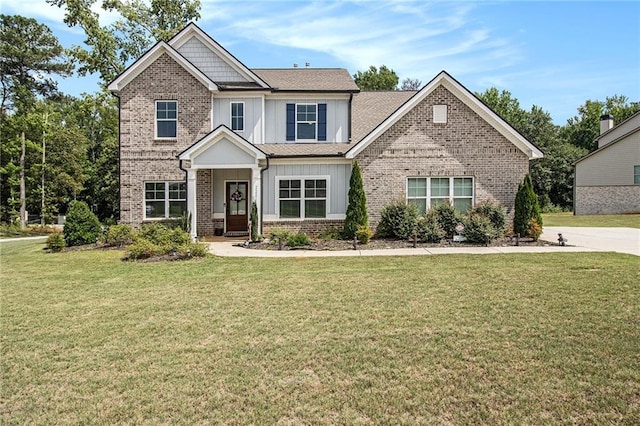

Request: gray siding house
left=574, top=112, right=640, bottom=215
left=108, top=23, right=543, bottom=239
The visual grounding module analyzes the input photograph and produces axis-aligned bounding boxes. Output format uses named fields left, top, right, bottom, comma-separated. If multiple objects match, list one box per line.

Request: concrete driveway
left=541, top=226, right=640, bottom=256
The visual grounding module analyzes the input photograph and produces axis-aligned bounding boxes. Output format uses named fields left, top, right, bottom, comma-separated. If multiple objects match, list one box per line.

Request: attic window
left=433, top=105, right=447, bottom=124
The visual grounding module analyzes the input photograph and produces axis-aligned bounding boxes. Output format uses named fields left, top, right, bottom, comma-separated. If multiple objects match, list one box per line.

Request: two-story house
left=108, top=23, right=542, bottom=239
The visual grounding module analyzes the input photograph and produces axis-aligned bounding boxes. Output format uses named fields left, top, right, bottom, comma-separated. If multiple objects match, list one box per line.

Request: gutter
left=348, top=92, right=353, bottom=143
left=259, top=155, right=270, bottom=236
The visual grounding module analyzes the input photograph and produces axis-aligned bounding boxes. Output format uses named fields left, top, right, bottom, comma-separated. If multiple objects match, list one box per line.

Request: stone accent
left=119, top=53, right=211, bottom=228
left=575, top=186, right=640, bottom=215
left=263, top=220, right=344, bottom=238
left=355, top=85, right=529, bottom=227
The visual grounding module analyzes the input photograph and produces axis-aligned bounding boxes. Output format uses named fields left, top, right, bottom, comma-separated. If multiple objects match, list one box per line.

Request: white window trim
left=406, top=176, right=474, bottom=212
left=143, top=181, right=186, bottom=220
left=155, top=100, right=178, bottom=140
left=230, top=101, right=245, bottom=132
left=296, top=103, right=318, bottom=141
left=275, top=175, right=330, bottom=220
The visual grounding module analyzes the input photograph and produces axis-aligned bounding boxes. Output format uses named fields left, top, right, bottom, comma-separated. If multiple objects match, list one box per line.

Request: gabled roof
left=178, top=125, right=267, bottom=162
left=574, top=111, right=640, bottom=165
left=253, top=69, right=359, bottom=92
left=169, top=23, right=271, bottom=89
left=346, top=71, right=544, bottom=160
left=351, top=91, right=417, bottom=143
left=107, top=41, right=218, bottom=92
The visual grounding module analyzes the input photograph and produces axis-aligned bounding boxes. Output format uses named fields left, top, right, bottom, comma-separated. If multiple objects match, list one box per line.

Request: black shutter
left=318, top=103, right=327, bottom=141
left=286, top=103, right=295, bottom=141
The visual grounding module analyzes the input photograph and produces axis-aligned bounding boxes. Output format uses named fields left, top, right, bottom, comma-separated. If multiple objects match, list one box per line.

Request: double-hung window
left=407, top=177, right=474, bottom=213
left=156, top=101, right=177, bottom=138
left=297, top=104, right=317, bottom=140
left=635, top=165, right=640, bottom=184
left=231, top=102, right=244, bottom=132
left=278, top=178, right=327, bottom=219
left=144, top=181, right=186, bottom=219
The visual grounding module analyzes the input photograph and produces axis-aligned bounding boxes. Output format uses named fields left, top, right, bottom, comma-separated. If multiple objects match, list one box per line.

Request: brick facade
left=118, top=53, right=211, bottom=228
left=575, top=186, right=640, bottom=215
left=263, top=220, right=344, bottom=238
left=355, top=86, right=529, bottom=227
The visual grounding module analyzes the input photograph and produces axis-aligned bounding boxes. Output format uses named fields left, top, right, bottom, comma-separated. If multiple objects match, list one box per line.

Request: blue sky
left=3, top=0, right=639, bottom=124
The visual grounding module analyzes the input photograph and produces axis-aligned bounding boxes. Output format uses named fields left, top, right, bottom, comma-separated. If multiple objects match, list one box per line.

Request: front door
left=226, top=181, right=248, bottom=232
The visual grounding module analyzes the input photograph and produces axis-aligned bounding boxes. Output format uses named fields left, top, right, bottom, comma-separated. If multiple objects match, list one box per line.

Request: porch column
left=251, top=166, right=261, bottom=234
left=187, top=168, right=197, bottom=240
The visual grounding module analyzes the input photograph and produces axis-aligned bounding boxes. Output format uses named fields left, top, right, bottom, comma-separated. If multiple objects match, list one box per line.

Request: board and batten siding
left=575, top=134, right=640, bottom=186
left=264, top=99, right=349, bottom=143
left=176, top=37, right=247, bottom=83
left=262, top=163, right=351, bottom=218
left=212, top=97, right=263, bottom=143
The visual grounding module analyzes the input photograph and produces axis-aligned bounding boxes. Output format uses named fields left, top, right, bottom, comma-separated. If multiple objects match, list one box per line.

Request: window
left=407, top=177, right=474, bottom=214
left=286, top=103, right=327, bottom=141
left=156, top=101, right=177, bottom=138
left=278, top=178, right=327, bottom=219
left=297, top=104, right=317, bottom=140
left=231, top=102, right=244, bottom=131
left=144, top=181, right=186, bottom=219
left=635, top=165, right=640, bottom=184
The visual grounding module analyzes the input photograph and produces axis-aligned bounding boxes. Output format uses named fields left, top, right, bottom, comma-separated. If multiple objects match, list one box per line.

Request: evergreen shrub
left=514, top=174, right=543, bottom=237
left=343, top=161, right=368, bottom=239
left=63, top=201, right=102, bottom=246
left=376, top=200, right=419, bottom=240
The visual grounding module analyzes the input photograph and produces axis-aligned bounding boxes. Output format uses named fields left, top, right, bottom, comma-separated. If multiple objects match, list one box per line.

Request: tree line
left=1, top=3, right=638, bottom=227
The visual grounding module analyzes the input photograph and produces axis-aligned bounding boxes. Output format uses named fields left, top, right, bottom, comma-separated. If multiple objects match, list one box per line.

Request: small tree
left=250, top=201, right=259, bottom=242
left=343, top=161, right=368, bottom=239
left=513, top=174, right=543, bottom=237
left=63, top=200, right=101, bottom=246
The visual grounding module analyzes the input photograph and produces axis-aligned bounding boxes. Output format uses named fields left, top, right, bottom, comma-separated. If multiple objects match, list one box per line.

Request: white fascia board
left=107, top=42, right=218, bottom=92
left=169, top=23, right=271, bottom=89
left=266, top=93, right=352, bottom=100
left=268, top=158, right=352, bottom=165
left=179, top=126, right=266, bottom=161
left=346, top=71, right=543, bottom=160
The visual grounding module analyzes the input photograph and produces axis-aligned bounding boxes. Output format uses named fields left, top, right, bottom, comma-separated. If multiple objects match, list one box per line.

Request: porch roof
left=262, top=143, right=353, bottom=157
left=179, top=125, right=267, bottom=166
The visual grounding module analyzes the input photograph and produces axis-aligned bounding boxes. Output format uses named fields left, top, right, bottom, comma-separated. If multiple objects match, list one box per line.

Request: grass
left=2, top=240, right=639, bottom=424
left=543, top=212, right=640, bottom=228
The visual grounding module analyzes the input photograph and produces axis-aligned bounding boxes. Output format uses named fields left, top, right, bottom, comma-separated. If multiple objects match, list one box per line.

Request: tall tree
left=353, top=65, right=399, bottom=91
left=47, top=0, right=201, bottom=85
left=476, top=87, right=527, bottom=132
left=400, top=78, right=422, bottom=91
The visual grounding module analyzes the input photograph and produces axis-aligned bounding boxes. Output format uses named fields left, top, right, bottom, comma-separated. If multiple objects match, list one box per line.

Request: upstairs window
left=231, top=102, right=244, bottom=132
left=156, top=101, right=177, bottom=138
left=635, top=165, right=640, bottom=184
left=286, top=103, right=327, bottom=141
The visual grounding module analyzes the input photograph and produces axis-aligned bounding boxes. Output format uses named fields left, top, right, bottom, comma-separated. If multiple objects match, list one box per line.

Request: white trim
left=346, top=71, right=543, bottom=160
left=155, top=100, right=178, bottom=140
left=168, top=23, right=270, bottom=89
left=107, top=42, right=218, bottom=92
left=143, top=180, right=187, bottom=220
left=179, top=125, right=266, bottom=163
left=295, top=103, right=318, bottom=142
left=269, top=158, right=352, bottom=166
left=267, top=93, right=350, bottom=100
left=189, top=163, right=258, bottom=170
left=263, top=214, right=345, bottom=221
left=275, top=175, right=330, bottom=220
left=406, top=176, right=475, bottom=212
left=230, top=101, right=245, bottom=132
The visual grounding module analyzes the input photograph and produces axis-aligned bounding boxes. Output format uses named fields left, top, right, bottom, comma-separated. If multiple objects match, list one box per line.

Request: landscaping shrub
left=178, top=242, right=209, bottom=257
left=431, top=201, right=463, bottom=238
left=167, top=227, right=191, bottom=247
left=139, top=222, right=184, bottom=246
left=250, top=202, right=259, bottom=242
left=473, top=202, right=507, bottom=237
left=287, top=232, right=311, bottom=247
left=355, top=225, right=373, bottom=244
left=100, top=224, right=135, bottom=247
left=343, top=161, right=368, bottom=239
left=463, top=212, right=499, bottom=244
left=528, top=218, right=543, bottom=241
left=46, top=232, right=65, bottom=252
left=269, top=228, right=291, bottom=249
left=416, top=213, right=445, bottom=243
left=318, top=226, right=341, bottom=241
left=376, top=200, right=419, bottom=240
left=126, top=239, right=164, bottom=260
left=514, top=173, right=543, bottom=237
left=63, top=201, right=102, bottom=246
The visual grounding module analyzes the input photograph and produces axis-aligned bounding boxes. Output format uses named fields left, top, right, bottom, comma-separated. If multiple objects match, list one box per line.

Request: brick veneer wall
left=575, top=186, right=640, bottom=215
left=263, top=220, right=344, bottom=238
left=118, top=53, right=211, bottom=228
left=355, top=85, right=530, bottom=227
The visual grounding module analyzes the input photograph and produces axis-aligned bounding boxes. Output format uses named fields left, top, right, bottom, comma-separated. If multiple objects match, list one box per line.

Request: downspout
left=259, top=155, right=270, bottom=236
left=178, top=158, right=190, bottom=230
left=348, top=92, right=353, bottom=143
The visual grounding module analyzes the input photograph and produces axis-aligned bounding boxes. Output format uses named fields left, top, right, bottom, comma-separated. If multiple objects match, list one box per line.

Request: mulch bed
left=245, top=236, right=558, bottom=251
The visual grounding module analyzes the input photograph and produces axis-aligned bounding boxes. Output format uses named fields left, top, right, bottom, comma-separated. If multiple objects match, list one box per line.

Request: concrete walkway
left=209, top=226, right=640, bottom=257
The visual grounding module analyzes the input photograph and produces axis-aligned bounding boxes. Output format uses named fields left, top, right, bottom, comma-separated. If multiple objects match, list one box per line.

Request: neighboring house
left=573, top=112, right=640, bottom=215
left=108, top=23, right=543, bottom=239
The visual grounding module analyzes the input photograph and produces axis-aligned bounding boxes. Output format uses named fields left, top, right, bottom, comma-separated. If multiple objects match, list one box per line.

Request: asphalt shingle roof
left=252, top=68, right=359, bottom=92
left=351, top=91, right=417, bottom=143
left=262, top=143, right=353, bottom=157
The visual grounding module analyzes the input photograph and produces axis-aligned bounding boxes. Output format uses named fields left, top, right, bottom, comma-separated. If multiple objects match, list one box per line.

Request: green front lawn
left=543, top=212, right=640, bottom=228
left=2, top=241, right=639, bottom=423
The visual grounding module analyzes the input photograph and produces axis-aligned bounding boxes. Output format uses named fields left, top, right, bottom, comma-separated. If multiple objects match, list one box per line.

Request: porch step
left=224, top=231, right=249, bottom=237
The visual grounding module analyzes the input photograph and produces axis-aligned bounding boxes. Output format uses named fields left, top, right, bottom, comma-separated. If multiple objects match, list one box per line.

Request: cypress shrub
left=513, top=174, right=543, bottom=237
left=250, top=202, right=259, bottom=242
left=343, top=161, right=368, bottom=239
left=63, top=201, right=102, bottom=246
